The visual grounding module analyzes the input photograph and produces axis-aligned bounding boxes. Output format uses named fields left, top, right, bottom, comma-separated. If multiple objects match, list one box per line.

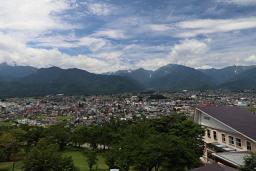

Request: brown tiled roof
left=197, top=106, right=256, bottom=141
left=189, top=163, right=238, bottom=171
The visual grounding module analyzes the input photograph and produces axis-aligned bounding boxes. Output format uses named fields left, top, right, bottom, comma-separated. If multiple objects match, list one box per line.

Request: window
left=213, top=131, right=217, bottom=140
left=229, top=136, right=234, bottom=145
left=247, top=141, right=252, bottom=151
left=222, top=134, right=226, bottom=142
left=207, top=129, right=211, bottom=138
left=236, top=138, right=241, bottom=147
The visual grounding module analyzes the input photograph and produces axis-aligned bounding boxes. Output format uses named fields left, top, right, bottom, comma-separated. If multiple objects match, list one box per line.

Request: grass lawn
left=57, top=116, right=71, bottom=121
left=0, top=161, right=23, bottom=171
left=36, top=115, right=48, bottom=119
left=0, top=122, right=14, bottom=126
left=0, top=150, right=109, bottom=171
left=63, top=151, right=109, bottom=171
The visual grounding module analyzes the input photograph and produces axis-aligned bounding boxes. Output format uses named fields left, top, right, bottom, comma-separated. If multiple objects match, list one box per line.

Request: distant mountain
left=149, top=64, right=214, bottom=90
left=112, top=64, right=214, bottom=90
left=0, top=63, right=37, bottom=80
left=199, top=65, right=256, bottom=84
left=1, top=63, right=256, bottom=97
left=0, top=67, right=143, bottom=97
left=219, top=68, right=256, bottom=90
left=109, top=68, right=153, bottom=86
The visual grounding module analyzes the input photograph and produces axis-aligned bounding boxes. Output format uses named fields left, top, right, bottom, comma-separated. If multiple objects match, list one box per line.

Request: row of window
left=207, top=129, right=252, bottom=150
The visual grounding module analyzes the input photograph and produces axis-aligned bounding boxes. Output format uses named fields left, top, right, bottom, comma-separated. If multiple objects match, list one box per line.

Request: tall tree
left=85, top=150, right=98, bottom=171
left=23, top=138, right=76, bottom=171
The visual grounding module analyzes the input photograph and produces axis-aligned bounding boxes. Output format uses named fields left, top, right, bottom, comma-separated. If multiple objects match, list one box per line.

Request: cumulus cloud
left=0, top=32, right=124, bottom=73
left=245, top=55, right=256, bottom=62
left=0, top=0, right=76, bottom=32
left=134, top=39, right=210, bottom=70
left=176, top=17, right=256, bottom=37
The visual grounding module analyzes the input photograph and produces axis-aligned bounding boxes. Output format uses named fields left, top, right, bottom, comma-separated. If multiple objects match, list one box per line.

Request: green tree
left=46, top=122, right=71, bottom=151
left=0, top=128, right=26, bottom=161
left=23, top=138, right=76, bottom=171
left=85, top=150, right=98, bottom=171
left=72, top=125, right=88, bottom=147
left=240, top=153, right=256, bottom=171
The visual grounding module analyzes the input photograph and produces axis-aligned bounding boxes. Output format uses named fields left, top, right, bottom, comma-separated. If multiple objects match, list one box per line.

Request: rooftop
left=189, top=163, right=238, bottom=171
left=212, top=152, right=249, bottom=167
left=197, top=106, right=256, bottom=141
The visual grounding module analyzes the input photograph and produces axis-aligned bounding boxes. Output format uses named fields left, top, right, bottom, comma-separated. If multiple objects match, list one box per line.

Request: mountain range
left=0, top=63, right=256, bottom=97
left=107, top=64, right=256, bottom=91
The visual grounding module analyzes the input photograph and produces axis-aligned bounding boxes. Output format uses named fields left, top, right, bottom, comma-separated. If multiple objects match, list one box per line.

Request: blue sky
left=0, top=0, right=256, bottom=73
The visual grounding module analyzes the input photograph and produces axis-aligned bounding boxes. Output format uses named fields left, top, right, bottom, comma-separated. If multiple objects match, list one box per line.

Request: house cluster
left=0, top=90, right=255, bottom=129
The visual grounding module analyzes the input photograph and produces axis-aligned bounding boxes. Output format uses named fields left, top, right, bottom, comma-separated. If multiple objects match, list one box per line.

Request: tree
left=23, top=125, right=45, bottom=152
left=23, top=138, right=76, bottom=171
left=46, top=122, right=71, bottom=151
left=72, top=125, right=88, bottom=147
left=0, top=128, right=26, bottom=161
left=103, top=114, right=204, bottom=171
left=240, top=153, right=256, bottom=171
left=85, top=150, right=98, bottom=171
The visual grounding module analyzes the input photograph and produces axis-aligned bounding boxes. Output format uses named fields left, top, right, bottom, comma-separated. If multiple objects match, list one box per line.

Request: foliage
left=0, top=128, right=26, bottom=161
left=240, top=153, right=256, bottom=171
left=0, top=115, right=204, bottom=171
left=23, top=138, right=76, bottom=171
left=85, top=150, right=98, bottom=171
left=45, top=122, right=72, bottom=151
left=104, top=115, right=204, bottom=171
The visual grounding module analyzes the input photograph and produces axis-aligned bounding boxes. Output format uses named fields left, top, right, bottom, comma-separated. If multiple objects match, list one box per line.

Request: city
left=1, top=90, right=255, bottom=127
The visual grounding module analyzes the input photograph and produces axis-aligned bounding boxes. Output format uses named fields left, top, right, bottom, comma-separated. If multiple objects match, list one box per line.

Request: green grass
left=57, top=116, right=71, bottom=121
left=0, top=150, right=141, bottom=171
left=0, top=122, right=14, bottom=126
left=63, top=151, right=108, bottom=171
left=0, top=150, right=109, bottom=171
left=0, top=161, right=23, bottom=171
left=36, top=115, right=48, bottom=119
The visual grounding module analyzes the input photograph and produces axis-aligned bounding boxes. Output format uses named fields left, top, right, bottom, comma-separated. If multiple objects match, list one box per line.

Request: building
left=189, top=163, right=238, bottom=171
left=194, top=106, right=256, bottom=168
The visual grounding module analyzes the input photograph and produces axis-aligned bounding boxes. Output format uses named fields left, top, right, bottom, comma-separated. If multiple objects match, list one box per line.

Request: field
left=0, top=150, right=108, bottom=171
left=0, top=122, right=14, bottom=126
left=63, top=151, right=108, bottom=171
left=0, top=161, right=23, bottom=171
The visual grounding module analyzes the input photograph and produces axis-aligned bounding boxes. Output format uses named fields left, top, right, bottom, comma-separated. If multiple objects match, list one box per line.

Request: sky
left=0, top=0, right=256, bottom=73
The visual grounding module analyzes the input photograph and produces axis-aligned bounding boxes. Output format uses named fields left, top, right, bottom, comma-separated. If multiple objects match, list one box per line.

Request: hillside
left=199, top=65, right=256, bottom=84
left=219, top=68, right=256, bottom=90
left=0, top=67, right=143, bottom=97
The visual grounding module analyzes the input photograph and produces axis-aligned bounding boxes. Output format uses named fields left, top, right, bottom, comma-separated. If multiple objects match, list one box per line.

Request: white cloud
left=170, top=39, right=209, bottom=57
left=196, top=65, right=213, bottom=69
left=245, top=55, right=256, bottom=62
left=92, top=30, right=127, bottom=39
left=79, top=37, right=111, bottom=52
left=134, top=39, right=210, bottom=70
left=176, top=17, right=256, bottom=37
left=0, top=32, right=124, bottom=73
left=33, top=34, right=112, bottom=52
left=217, top=0, right=256, bottom=5
left=0, top=0, right=75, bottom=32
left=148, top=24, right=172, bottom=32
left=84, top=2, right=117, bottom=16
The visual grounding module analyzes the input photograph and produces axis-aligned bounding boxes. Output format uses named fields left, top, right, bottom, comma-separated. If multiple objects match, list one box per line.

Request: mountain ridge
left=0, top=63, right=256, bottom=96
